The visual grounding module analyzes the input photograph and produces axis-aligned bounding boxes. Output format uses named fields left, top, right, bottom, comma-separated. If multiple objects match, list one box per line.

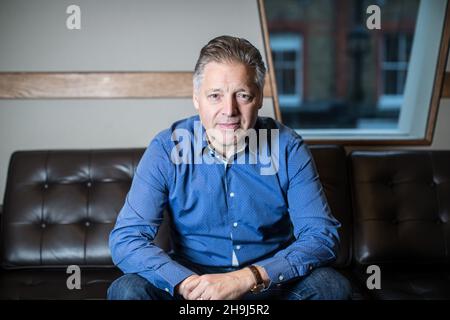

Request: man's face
left=193, top=61, right=263, bottom=150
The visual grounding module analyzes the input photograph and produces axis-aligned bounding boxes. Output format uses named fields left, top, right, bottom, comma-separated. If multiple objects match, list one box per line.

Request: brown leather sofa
left=0, top=146, right=449, bottom=299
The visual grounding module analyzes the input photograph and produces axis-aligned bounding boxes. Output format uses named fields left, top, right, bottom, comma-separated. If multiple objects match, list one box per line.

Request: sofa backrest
left=309, top=146, right=352, bottom=268
left=0, top=145, right=352, bottom=269
left=0, top=149, right=144, bottom=268
left=350, top=151, right=450, bottom=266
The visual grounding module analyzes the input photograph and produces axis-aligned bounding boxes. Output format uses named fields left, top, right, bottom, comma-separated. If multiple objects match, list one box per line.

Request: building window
left=379, top=33, right=413, bottom=110
left=270, top=34, right=303, bottom=108
left=266, top=0, right=445, bottom=142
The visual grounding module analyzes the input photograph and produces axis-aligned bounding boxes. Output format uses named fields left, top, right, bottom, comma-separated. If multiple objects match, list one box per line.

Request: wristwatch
left=248, top=265, right=265, bottom=294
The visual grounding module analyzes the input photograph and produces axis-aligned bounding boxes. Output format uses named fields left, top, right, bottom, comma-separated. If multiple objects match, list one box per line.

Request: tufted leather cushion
left=1, top=149, right=144, bottom=268
left=350, top=151, right=450, bottom=265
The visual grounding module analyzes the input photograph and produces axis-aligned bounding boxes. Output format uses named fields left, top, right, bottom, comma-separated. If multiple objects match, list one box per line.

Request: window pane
left=272, top=51, right=280, bottom=62
left=283, top=51, right=296, bottom=62
left=270, top=33, right=302, bottom=107
left=265, top=0, right=420, bottom=130
left=283, top=69, right=296, bottom=94
left=385, top=34, right=399, bottom=62
left=384, top=70, right=398, bottom=94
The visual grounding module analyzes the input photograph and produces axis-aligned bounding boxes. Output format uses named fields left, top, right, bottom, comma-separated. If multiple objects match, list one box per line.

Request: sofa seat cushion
left=0, top=268, right=122, bottom=299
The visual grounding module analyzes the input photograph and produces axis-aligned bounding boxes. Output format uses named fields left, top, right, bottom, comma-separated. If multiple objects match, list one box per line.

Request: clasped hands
left=176, top=267, right=257, bottom=300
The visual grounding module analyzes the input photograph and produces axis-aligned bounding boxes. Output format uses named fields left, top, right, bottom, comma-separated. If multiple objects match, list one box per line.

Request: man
left=107, top=35, right=351, bottom=300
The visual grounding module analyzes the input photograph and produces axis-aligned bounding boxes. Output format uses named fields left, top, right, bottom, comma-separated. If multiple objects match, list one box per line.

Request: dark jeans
left=107, top=256, right=352, bottom=300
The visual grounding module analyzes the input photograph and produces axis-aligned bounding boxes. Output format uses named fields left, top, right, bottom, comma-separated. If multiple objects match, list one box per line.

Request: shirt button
left=233, top=222, right=238, bottom=228
left=230, top=192, right=235, bottom=197
left=278, top=274, right=284, bottom=281
left=236, top=245, right=241, bottom=250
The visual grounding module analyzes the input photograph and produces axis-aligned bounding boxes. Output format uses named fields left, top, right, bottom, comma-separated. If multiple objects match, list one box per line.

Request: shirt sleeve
left=109, top=136, right=196, bottom=296
left=255, top=135, right=341, bottom=288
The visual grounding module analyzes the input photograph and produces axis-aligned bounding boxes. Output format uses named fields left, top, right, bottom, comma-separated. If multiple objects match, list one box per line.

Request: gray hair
left=193, top=35, right=266, bottom=93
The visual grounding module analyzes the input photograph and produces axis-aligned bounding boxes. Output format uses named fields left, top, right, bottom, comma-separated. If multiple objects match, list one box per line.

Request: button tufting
left=86, top=182, right=92, bottom=188
left=85, top=221, right=91, bottom=227
left=43, top=184, right=49, bottom=189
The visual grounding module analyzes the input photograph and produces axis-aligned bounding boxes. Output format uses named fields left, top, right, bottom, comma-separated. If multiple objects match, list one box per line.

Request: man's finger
left=187, top=281, right=207, bottom=300
left=183, top=277, right=201, bottom=295
left=177, top=275, right=197, bottom=295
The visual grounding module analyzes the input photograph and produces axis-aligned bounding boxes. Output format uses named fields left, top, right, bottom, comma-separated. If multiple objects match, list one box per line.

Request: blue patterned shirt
left=109, top=115, right=340, bottom=296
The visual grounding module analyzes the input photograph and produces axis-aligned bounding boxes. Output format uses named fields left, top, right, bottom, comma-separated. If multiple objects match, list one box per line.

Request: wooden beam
left=258, top=0, right=282, bottom=122
left=0, top=72, right=273, bottom=99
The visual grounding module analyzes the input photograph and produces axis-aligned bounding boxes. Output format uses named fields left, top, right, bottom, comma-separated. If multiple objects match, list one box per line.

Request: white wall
left=0, top=0, right=275, bottom=199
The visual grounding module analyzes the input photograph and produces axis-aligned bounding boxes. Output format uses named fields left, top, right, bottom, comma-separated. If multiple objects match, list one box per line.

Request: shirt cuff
left=141, top=260, right=197, bottom=296
left=255, top=256, right=297, bottom=288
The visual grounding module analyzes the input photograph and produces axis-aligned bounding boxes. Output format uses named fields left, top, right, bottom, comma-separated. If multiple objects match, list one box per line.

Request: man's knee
left=107, top=274, right=161, bottom=300
left=304, top=267, right=352, bottom=300
left=285, top=267, right=352, bottom=300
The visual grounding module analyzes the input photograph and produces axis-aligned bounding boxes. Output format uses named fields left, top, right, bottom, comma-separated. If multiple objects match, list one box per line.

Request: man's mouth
left=217, top=122, right=240, bottom=130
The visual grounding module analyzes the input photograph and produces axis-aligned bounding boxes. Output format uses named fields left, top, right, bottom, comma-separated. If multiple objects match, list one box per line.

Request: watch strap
left=248, top=265, right=264, bottom=292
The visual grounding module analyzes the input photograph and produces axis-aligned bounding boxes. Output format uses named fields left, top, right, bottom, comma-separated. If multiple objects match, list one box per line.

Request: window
left=270, top=34, right=303, bottom=108
left=379, top=33, right=413, bottom=110
left=264, top=0, right=448, bottom=143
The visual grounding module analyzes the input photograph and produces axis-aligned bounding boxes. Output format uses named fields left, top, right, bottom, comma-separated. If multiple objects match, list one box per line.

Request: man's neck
left=207, top=138, right=247, bottom=163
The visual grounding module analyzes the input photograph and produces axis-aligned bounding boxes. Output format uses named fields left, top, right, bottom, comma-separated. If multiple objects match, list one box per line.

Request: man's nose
left=222, top=96, right=238, bottom=116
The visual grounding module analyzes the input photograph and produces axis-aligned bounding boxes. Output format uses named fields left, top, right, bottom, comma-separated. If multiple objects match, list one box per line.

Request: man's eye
left=238, top=93, right=253, bottom=101
left=208, top=94, right=220, bottom=100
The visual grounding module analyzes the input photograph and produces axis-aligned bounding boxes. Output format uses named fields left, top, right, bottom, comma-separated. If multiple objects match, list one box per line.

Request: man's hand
left=179, top=268, right=256, bottom=300
left=176, top=274, right=201, bottom=298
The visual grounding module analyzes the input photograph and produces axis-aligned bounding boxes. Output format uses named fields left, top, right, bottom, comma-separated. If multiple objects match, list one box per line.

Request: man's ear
left=193, top=91, right=200, bottom=110
left=257, top=92, right=263, bottom=109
